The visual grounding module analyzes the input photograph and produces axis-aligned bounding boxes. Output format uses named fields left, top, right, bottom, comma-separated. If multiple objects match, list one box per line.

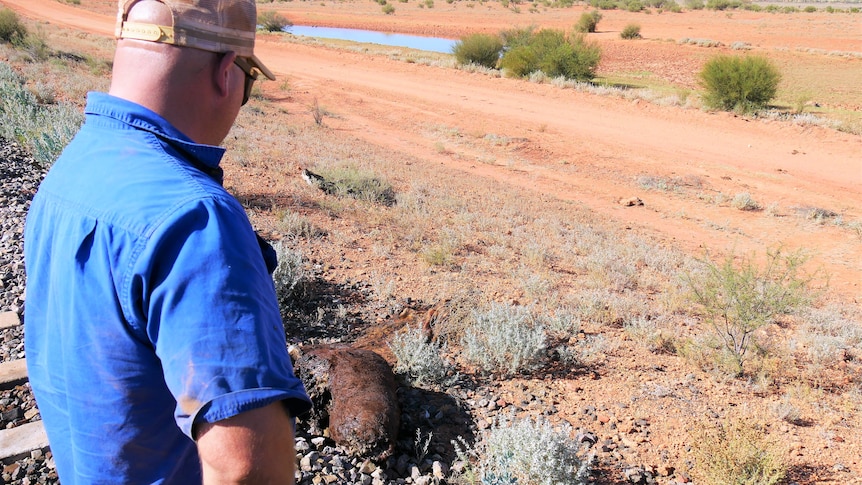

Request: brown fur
left=296, top=344, right=400, bottom=461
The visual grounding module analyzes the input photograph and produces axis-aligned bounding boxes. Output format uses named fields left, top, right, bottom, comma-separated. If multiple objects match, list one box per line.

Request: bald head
left=109, top=0, right=246, bottom=145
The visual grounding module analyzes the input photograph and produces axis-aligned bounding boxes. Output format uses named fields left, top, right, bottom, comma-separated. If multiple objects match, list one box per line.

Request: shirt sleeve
left=133, top=195, right=311, bottom=439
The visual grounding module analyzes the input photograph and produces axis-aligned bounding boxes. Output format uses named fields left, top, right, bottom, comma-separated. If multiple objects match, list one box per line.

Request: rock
left=619, top=197, right=644, bottom=207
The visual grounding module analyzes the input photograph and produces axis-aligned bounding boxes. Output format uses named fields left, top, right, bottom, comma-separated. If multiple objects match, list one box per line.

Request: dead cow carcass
left=295, top=344, right=400, bottom=461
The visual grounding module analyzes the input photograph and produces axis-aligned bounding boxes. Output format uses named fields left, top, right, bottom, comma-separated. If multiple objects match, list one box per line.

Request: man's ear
left=214, top=51, right=238, bottom=100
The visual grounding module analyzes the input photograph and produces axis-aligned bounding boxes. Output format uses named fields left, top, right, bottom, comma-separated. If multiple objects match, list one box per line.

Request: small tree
left=684, top=248, right=813, bottom=376
left=699, top=55, right=781, bottom=113
left=257, top=10, right=291, bottom=32
left=452, top=33, right=503, bottom=69
left=574, top=10, right=602, bottom=33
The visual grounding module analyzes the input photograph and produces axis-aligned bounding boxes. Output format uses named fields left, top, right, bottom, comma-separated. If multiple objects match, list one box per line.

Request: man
left=23, top=1, right=311, bottom=483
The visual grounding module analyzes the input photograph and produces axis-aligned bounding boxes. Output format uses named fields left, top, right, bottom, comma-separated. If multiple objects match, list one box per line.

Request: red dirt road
left=4, top=0, right=861, bottom=297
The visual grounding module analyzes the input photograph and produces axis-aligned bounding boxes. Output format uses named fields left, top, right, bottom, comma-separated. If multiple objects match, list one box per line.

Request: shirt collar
left=84, top=92, right=226, bottom=175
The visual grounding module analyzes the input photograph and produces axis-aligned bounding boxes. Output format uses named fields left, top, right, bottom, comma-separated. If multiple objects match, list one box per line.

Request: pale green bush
left=0, top=61, right=83, bottom=167
left=452, top=416, right=591, bottom=485
left=272, top=240, right=305, bottom=308
left=461, top=303, right=546, bottom=376
left=389, top=325, right=453, bottom=386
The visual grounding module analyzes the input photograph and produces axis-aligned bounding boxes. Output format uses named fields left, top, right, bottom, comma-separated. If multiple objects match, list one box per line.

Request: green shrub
left=705, top=0, right=740, bottom=9
left=0, top=8, right=27, bottom=44
left=0, top=62, right=83, bottom=167
left=803, top=5, right=816, bottom=12
left=685, top=0, right=705, bottom=9
left=661, top=0, right=683, bottom=12
left=257, top=10, right=291, bottom=32
left=452, top=33, right=503, bottom=68
left=382, top=3, right=396, bottom=14
left=620, top=23, right=642, bottom=39
left=500, top=26, right=536, bottom=50
left=540, top=34, right=601, bottom=80
left=699, top=55, right=781, bottom=113
left=461, top=303, right=546, bottom=376
left=574, top=10, right=602, bottom=33
left=683, top=247, right=812, bottom=376
left=691, top=418, right=786, bottom=485
left=389, top=325, right=453, bottom=386
left=590, top=0, right=620, bottom=9
left=624, top=0, right=645, bottom=11
left=452, top=416, right=591, bottom=485
left=500, top=28, right=600, bottom=81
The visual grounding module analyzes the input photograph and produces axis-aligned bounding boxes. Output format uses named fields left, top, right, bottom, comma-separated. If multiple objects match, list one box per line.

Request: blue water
left=284, top=25, right=457, bottom=54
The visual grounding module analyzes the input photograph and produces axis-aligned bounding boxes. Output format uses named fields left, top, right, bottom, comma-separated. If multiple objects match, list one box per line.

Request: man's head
left=110, top=0, right=275, bottom=144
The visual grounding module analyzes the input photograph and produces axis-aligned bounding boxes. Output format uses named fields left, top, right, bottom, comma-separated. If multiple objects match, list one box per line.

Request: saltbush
left=620, top=23, right=642, bottom=39
left=574, top=11, right=602, bottom=33
left=0, top=62, right=83, bottom=167
left=389, top=325, right=453, bottom=386
left=452, top=33, right=503, bottom=69
left=257, top=10, right=291, bottom=32
left=0, top=8, right=26, bottom=44
left=699, top=55, right=781, bottom=113
left=272, top=240, right=305, bottom=308
left=452, top=416, right=591, bottom=485
left=461, top=303, right=546, bottom=376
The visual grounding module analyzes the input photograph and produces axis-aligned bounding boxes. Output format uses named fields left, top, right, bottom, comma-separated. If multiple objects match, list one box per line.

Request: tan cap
left=116, top=0, right=275, bottom=80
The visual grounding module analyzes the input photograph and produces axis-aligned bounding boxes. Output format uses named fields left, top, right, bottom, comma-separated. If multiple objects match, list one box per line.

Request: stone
left=0, top=358, right=27, bottom=391
left=0, top=312, right=20, bottom=330
left=0, top=421, right=49, bottom=463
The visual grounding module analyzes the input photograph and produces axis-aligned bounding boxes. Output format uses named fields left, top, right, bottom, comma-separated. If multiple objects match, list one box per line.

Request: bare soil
left=3, top=0, right=861, bottom=483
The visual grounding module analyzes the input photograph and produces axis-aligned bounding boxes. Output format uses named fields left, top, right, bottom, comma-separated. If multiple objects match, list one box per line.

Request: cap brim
left=250, top=54, right=275, bottom=81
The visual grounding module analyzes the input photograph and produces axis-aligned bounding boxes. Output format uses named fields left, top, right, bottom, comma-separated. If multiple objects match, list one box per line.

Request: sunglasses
left=233, top=56, right=260, bottom=106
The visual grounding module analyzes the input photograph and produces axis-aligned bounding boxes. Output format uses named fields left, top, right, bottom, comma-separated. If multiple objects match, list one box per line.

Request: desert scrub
left=0, top=61, right=83, bottom=167
left=731, top=191, right=760, bottom=211
left=683, top=247, right=813, bottom=376
left=312, top=165, right=396, bottom=206
left=699, top=55, right=781, bottom=113
left=0, top=8, right=27, bottom=44
left=257, top=10, right=291, bottom=32
left=389, top=325, right=453, bottom=386
left=272, top=240, right=306, bottom=310
left=452, top=33, right=503, bottom=69
left=461, top=303, right=546, bottom=376
left=574, top=10, right=602, bottom=33
left=620, top=23, right=642, bottom=39
left=452, top=416, right=591, bottom=485
left=690, top=418, right=785, bottom=485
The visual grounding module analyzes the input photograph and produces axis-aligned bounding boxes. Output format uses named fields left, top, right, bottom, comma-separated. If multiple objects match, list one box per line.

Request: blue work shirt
left=24, top=92, right=311, bottom=485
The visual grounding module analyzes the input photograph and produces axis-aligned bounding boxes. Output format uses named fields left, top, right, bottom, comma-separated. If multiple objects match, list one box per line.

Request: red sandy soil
left=5, top=0, right=858, bottom=298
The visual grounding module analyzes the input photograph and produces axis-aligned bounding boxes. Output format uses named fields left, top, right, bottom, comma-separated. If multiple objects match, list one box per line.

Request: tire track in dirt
left=5, top=0, right=860, bottom=297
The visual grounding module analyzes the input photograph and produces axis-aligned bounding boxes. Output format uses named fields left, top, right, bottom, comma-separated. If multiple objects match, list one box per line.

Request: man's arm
left=196, top=401, right=296, bottom=485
